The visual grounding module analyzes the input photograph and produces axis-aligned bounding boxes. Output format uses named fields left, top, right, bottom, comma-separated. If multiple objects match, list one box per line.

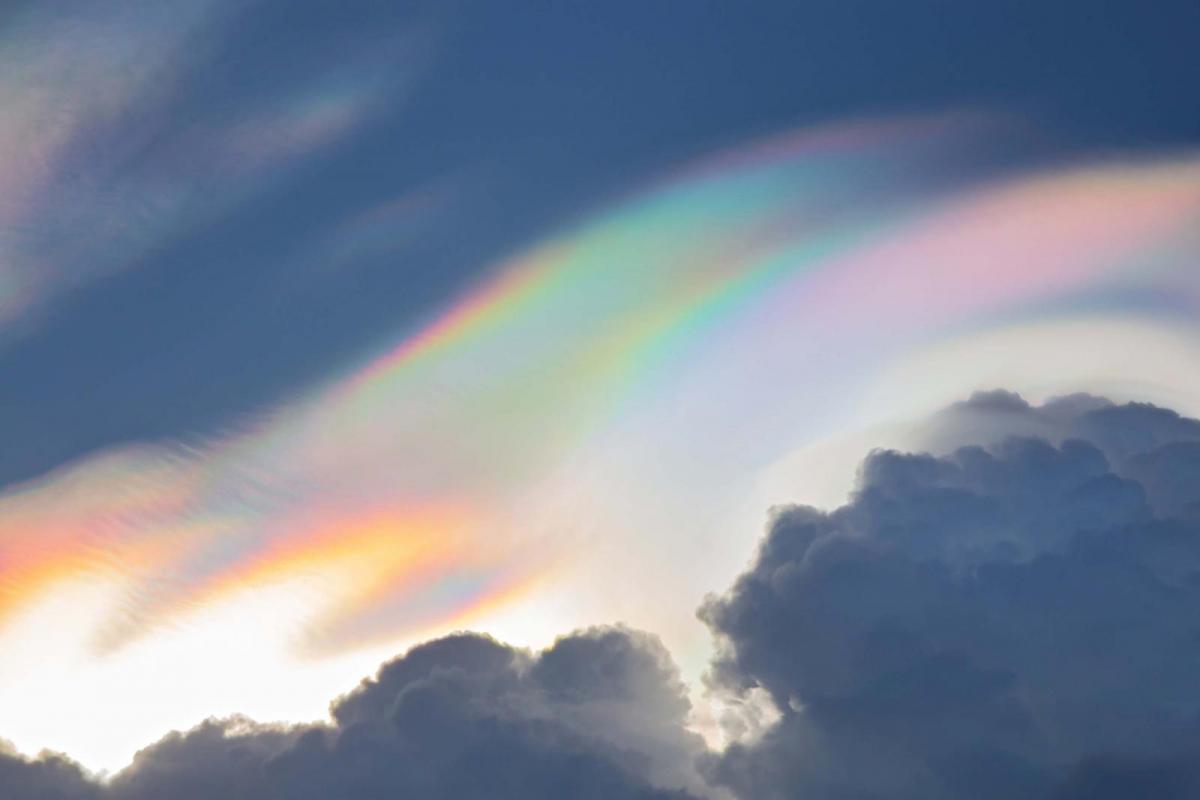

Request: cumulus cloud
left=2, top=628, right=707, bottom=800
left=0, top=743, right=98, bottom=800
left=701, top=391, right=1200, bottom=799
left=9, top=391, right=1200, bottom=799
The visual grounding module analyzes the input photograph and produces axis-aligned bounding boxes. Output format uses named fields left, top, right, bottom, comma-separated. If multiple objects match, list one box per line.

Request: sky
left=1, top=0, right=1199, bottom=792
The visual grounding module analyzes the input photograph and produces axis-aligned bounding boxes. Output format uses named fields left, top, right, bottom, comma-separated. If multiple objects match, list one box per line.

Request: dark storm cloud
left=9, top=391, right=1200, bottom=799
left=125, top=627, right=705, bottom=800
left=701, top=392, right=1200, bottom=799
left=3, top=628, right=705, bottom=800
left=0, top=745, right=98, bottom=800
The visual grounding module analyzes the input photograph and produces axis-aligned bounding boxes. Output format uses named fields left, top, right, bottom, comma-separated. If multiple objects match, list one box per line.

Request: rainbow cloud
left=1, top=114, right=1198, bottom=669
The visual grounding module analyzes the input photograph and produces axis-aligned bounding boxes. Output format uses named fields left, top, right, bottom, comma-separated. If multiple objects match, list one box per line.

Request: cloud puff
left=2, top=627, right=706, bottom=800
left=701, top=392, right=1200, bottom=799
left=0, top=744, right=98, bottom=800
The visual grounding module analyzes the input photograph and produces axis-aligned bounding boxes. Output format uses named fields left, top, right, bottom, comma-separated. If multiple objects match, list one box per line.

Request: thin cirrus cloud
left=0, top=0, right=412, bottom=333
left=0, top=113, right=1199, bottom=771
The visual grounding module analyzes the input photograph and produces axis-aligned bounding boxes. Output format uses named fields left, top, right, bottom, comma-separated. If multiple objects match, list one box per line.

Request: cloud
left=8, top=391, right=1200, bottom=798
left=0, top=744, right=98, bottom=800
left=4, top=111, right=1200, bottom=771
left=919, top=390, right=1200, bottom=463
left=700, top=391, right=1200, bottom=798
left=2, top=627, right=707, bottom=799
left=0, top=0, right=416, bottom=335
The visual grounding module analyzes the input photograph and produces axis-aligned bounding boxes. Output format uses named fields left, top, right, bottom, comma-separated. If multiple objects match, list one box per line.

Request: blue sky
left=2, top=0, right=1197, bottom=487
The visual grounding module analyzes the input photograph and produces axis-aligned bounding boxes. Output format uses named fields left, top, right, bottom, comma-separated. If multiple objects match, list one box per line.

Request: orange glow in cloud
left=0, top=453, right=202, bottom=628
left=121, top=500, right=552, bottom=655
left=181, top=504, right=474, bottom=609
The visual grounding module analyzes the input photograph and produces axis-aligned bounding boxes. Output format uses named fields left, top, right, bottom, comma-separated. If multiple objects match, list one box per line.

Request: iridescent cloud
left=1, top=114, right=1198, bottom=770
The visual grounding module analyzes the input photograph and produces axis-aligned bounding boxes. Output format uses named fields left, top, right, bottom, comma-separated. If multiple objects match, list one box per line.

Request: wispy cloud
left=0, top=0, right=414, bottom=333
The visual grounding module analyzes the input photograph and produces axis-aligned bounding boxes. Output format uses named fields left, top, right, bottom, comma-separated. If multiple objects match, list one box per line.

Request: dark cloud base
left=3, top=627, right=705, bottom=800
left=8, top=391, right=1200, bottom=799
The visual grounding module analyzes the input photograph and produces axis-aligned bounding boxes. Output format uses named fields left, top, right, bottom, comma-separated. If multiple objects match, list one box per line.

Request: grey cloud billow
left=701, top=391, right=1200, bottom=799
left=2, top=627, right=705, bottom=799
left=0, top=747, right=99, bottom=800
left=8, top=391, right=1200, bottom=799
left=133, top=628, right=705, bottom=800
